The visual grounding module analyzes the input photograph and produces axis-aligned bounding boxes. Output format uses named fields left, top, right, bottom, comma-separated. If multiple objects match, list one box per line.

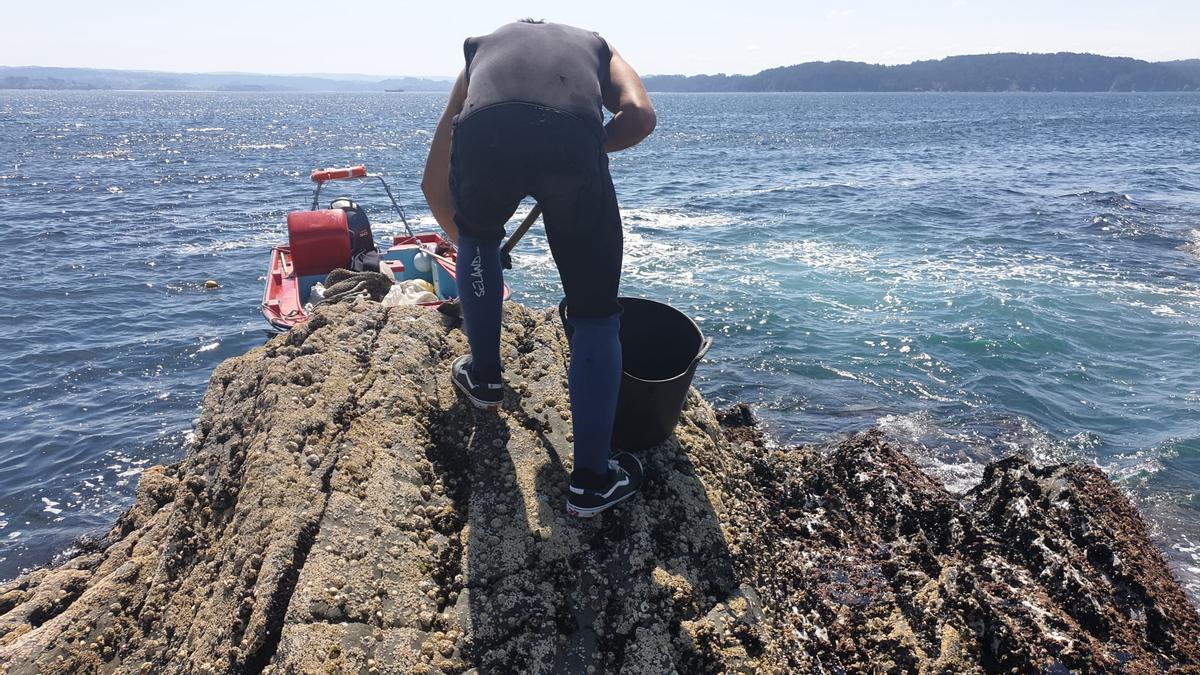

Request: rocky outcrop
left=0, top=300, right=1197, bottom=674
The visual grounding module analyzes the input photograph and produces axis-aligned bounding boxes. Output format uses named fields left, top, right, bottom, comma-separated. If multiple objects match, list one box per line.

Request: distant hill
left=1162, top=59, right=1200, bottom=84
left=644, top=53, right=1200, bottom=92
left=0, top=67, right=453, bottom=92
left=5, top=54, right=1198, bottom=93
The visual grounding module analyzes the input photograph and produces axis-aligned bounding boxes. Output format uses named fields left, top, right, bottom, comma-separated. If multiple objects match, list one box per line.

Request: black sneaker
left=451, top=354, right=503, bottom=410
left=566, top=453, right=644, bottom=518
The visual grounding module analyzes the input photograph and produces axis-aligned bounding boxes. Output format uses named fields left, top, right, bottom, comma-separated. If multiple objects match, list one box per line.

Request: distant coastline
left=2, top=53, right=1198, bottom=93
left=644, top=53, right=1200, bottom=93
left=0, top=67, right=454, bottom=93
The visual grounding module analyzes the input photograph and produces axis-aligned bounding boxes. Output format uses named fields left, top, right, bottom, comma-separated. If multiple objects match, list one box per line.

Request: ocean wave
left=166, top=231, right=282, bottom=257
left=1184, top=229, right=1200, bottom=258
left=1059, top=190, right=1138, bottom=210
left=74, top=149, right=133, bottom=160
left=707, top=181, right=866, bottom=200
left=621, top=207, right=730, bottom=231
left=877, top=410, right=1088, bottom=493
left=1085, top=213, right=1192, bottom=249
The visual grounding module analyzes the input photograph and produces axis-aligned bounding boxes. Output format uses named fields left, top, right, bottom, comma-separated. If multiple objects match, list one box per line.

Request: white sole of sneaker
left=451, top=377, right=501, bottom=411
left=566, top=491, right=637, bottom=518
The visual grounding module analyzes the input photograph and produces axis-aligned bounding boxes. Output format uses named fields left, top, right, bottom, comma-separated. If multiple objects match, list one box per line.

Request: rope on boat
left=320, top=269, right=394, bottom=305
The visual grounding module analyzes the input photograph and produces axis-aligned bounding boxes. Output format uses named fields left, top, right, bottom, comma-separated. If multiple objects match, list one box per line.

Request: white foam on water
left=1099, top=439, right=1178, bottom=487
left=744, top=233, right=1200, bottom=313
left=707, top=180, right=865, bottom=199
left=40, top=498, right=62, bottom=515
left=621, top=207, right=730, bottom=231
left=76, top=149, right=132, bottom=160
left=1183, top=229, right=1200, bottom=256
left=169, top=229, right=283, bottom=256
left=623, top=230, right=709, bottom=285
left=876, top=411, right=987, bottom=493
left=875, top=410, right=1088, bottom=494
left=359, top=210, right=1200, bottom=326
left=890, top=253, right=1200, bottom=311
left=770, top=240, right=877, bottom=271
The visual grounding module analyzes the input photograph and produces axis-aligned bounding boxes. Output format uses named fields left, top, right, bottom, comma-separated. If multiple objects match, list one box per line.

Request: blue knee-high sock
left=567, top=314, right=622, bottom=477
left=455, top=233, right=504, bottom=382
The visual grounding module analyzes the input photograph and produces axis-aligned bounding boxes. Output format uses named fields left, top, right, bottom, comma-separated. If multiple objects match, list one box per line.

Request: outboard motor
left=330, top=197, right=381, bottom=272
left=329, top=197, right=375, bottom=256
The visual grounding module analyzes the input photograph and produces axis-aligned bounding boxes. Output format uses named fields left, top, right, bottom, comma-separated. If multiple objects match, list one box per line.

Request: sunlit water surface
left=1, top=91, right=1197, bottom=602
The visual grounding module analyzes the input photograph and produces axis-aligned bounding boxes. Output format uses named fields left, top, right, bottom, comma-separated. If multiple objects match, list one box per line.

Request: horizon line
left=3, top=51, right=1197, bottom=81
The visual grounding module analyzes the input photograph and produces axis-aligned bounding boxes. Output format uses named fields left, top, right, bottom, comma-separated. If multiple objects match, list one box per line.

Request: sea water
left=0, top=91, right=1197, bottom=602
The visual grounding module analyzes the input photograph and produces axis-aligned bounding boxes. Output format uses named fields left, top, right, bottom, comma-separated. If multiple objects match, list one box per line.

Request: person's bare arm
left=421, top=70, right=468, bottom=243
left=602, top=47, right=656, bottom=153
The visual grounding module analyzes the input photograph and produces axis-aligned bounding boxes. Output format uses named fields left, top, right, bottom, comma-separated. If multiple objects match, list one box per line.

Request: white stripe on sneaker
left=600, top=476, right=630, bottom=499
left=568, top=473, right=629, bottom=499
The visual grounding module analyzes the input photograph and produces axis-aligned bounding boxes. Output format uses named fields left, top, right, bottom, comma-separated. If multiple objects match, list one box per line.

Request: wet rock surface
left=0, top=301, right=1197, bottom=674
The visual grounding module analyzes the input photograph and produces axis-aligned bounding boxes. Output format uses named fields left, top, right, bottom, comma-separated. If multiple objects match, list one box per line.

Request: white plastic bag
left=309, top=282, right=326, bottom=304
left=381, top=280, right=439, bottom=307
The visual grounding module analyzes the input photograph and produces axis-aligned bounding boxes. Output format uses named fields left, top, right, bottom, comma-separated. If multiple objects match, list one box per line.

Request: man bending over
left=421, top=19, right=656, bottom=517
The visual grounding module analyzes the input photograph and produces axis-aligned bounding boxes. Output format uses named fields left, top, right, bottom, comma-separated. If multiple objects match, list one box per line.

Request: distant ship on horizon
left=384, top=88, right=405, bottom=92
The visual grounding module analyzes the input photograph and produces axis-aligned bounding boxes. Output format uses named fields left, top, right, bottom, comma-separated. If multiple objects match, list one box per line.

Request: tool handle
left=500, top=204, right=542, bottom=270
left=503, top=204, right=542, bottom=254
left=311, top=165, right=368, bottom=183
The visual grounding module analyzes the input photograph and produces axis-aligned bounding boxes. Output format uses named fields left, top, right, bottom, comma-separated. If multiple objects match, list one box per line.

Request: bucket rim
left=559, top=296, right=713, bottom=384
left=621, top=333, right=713, bottom=384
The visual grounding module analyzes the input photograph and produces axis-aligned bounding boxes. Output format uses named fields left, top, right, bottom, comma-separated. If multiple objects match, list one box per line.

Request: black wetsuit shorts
left=450, top=102, right=622, bottom=319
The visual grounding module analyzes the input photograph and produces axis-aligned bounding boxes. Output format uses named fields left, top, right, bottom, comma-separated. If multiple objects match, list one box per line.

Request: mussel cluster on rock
left=0, top=300, right=1196, bottom=674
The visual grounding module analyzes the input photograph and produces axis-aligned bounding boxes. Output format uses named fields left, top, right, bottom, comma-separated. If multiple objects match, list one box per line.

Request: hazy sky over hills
left=1, top=0, right=1195, bottom=77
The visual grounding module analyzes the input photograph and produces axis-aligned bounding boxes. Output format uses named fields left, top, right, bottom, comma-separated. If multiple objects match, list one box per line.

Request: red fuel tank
left=287, top=210, right=351, bottom=276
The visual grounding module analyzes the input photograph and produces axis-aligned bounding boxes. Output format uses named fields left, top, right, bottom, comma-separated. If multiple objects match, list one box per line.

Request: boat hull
left=261, top=233, right=510, bottom=331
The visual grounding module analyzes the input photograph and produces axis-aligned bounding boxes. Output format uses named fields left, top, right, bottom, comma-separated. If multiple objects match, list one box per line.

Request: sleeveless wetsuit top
left=460, top=22, right=611, bottom=134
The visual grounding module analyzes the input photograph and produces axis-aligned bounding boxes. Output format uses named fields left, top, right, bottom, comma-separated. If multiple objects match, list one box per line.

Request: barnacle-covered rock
left=0, top=300, right=1195, bottom=674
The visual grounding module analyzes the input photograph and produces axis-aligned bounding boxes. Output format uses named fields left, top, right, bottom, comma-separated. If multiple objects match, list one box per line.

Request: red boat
left=262, top=165, right=508, bottom=330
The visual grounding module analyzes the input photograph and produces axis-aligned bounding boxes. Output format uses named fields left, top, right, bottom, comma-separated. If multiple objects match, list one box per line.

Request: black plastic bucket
left=559, top=297, right=712, bottom=450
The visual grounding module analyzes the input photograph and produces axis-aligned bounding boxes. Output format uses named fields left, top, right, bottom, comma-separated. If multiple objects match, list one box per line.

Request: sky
left=1, top=0, right=1196, bottom=77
